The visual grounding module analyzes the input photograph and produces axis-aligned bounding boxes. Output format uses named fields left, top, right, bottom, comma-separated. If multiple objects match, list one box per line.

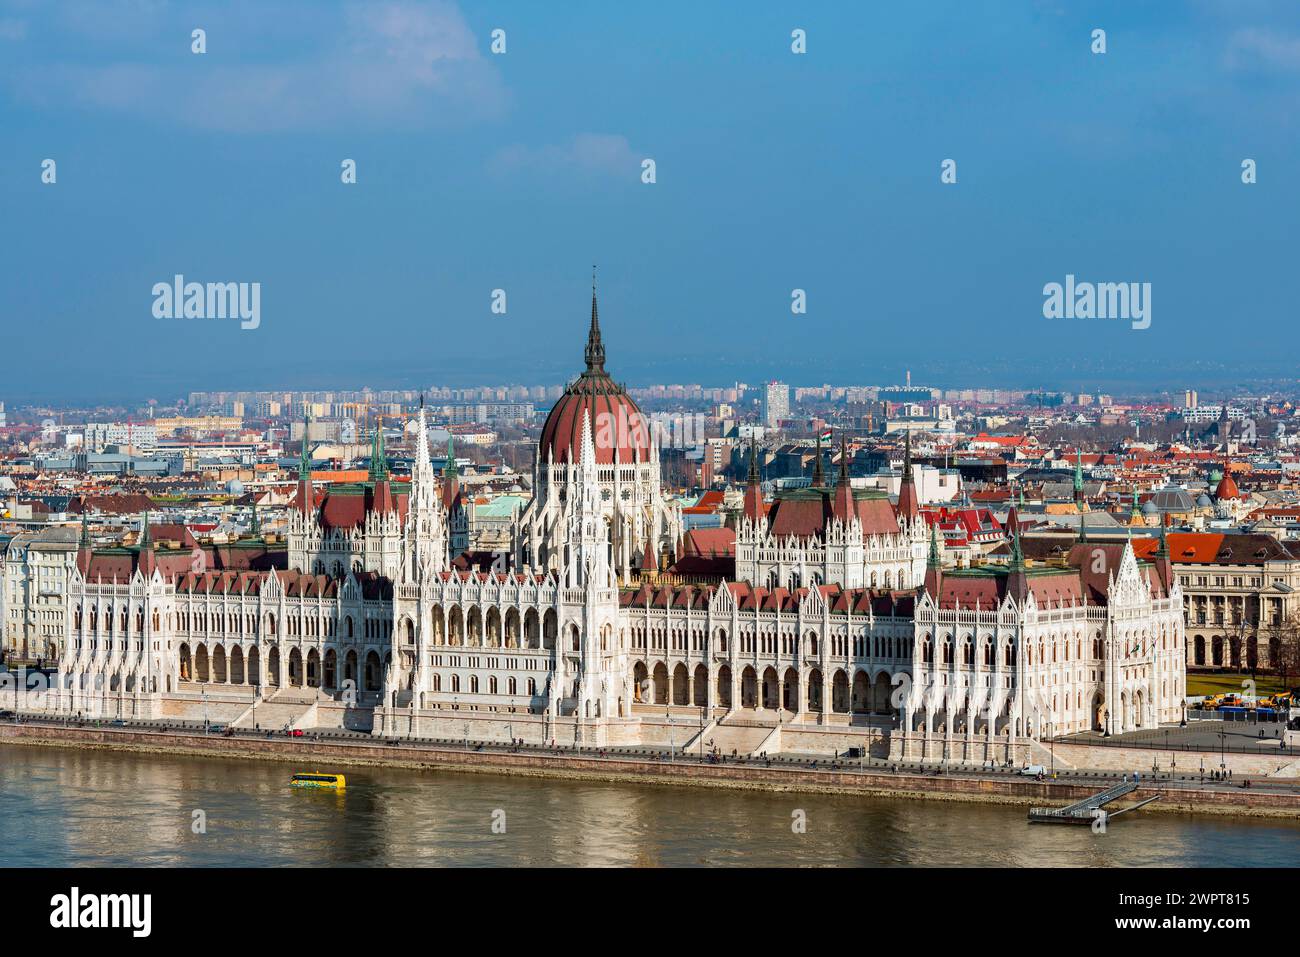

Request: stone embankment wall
left=2, top=723, right=1296, bottom=820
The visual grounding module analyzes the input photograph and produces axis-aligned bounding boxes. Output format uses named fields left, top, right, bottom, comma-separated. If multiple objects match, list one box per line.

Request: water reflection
left=1, top=745, right=1297, bottom=867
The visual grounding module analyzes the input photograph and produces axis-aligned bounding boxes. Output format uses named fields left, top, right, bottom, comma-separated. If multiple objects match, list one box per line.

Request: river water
left=1, top=744, right=1297, bottom=867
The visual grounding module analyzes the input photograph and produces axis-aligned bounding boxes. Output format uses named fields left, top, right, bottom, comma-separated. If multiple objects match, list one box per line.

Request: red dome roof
left=1214, top=469, right=1241, bottom=500
left=538, top=290, right=651, bottom=465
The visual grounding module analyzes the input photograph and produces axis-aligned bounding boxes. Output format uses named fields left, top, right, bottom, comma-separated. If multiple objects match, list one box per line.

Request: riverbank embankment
left=3, top=722, right=1298, bottom=820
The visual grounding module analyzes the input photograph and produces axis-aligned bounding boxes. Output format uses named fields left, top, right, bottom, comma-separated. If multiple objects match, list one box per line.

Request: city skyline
left=4, top=0, right=1299, bottom=401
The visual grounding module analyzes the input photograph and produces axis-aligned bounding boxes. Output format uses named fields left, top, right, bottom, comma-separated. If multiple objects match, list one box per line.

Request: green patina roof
left=474, top=495, right=527, bottom=518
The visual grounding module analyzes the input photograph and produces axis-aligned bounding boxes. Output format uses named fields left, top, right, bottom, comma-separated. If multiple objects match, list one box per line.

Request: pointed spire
left=368, top=416, right=389, bottom=482
left=250, top=500, right=260, bottom=537
left=413, top=402, right=433, bottom=485
left=1006, top=522, right=1030, bottom=604
left=77, top=511, right=93, bottom=576
left=896, top=430, right=920, bottom=521
left=138, top=510, right=156, bottom=576
left=1009, top=523, right=1024, bottom=571
left=1154, top=513, right=1174, bottom=593
left=445, top=435, right=458, bottom=478
left=811, top=431, right=825, bottom=486
left=833, top=435, right=855, bottom=523
left=923, top=521, right=943, bottom=597
left=584, top=266, right=606, bottom=374
left=743, top=435, right=765, bottom=523
left=296, top=411, right=316, bottom=516
left=298, top=409, right=312, bottom=479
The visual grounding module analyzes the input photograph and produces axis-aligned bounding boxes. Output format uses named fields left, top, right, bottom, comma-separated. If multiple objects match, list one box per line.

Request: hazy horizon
left=4, top=0, right=1299, bottom=404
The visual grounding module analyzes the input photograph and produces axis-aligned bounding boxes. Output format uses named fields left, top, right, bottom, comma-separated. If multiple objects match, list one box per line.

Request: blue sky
left=2, top=0, right=1298, bottom=403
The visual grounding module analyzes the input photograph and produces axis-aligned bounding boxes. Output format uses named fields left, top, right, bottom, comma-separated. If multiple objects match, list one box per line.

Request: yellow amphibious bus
left=289, top=772, right=346, bottom=790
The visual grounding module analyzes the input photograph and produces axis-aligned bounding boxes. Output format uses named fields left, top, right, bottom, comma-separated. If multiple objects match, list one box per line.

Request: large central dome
left=538, top=288, right=651, bottom=465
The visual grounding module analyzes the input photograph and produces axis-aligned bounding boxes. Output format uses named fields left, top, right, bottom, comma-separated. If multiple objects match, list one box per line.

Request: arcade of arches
left=177, top=642, right=390, bottom=694
left=630, top=660, right=897, bottom=716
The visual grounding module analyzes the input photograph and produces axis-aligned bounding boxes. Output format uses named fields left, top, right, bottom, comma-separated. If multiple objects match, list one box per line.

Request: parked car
left=287, top=728, right=304, bottom=737
left=1018, top=764, right=1047, bottom=776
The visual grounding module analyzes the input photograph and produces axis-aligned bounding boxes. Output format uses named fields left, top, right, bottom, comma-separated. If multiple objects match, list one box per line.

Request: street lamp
left=699, top=702, right=705, bottom=761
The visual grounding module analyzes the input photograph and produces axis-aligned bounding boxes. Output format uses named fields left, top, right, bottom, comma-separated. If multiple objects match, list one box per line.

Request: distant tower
left=1073, top=449, right=1086, bottom=509
left=1216, top=405, right=1232, bottom=446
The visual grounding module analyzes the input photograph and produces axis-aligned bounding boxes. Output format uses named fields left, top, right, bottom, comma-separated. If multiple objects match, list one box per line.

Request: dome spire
left=585, top=265, right=606, bottom=374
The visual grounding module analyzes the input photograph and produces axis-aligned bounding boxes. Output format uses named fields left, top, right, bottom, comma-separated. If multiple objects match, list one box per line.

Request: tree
left=1264, top=613, right=1300, bottom=690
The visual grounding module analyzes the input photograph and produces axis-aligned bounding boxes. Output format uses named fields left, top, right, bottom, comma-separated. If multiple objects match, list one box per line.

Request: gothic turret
left=76, top=512, right=93, bottom=576
left=833, top=436, right=854, bottom=523
left=743, top=436, right=765, bottom=523
left=295, top=411, right=315, bottom=515
left=896, top=430, right=919, bottom=522
left=138, top=511, right=157, bottom=578
left=1006, top=523, right=1029, bottom=604
left=923, top=522, right=942, bottom=596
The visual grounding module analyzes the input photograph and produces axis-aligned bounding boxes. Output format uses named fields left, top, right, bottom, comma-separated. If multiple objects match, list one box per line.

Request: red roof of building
left=766, top=487, right=900, bottom=540
left=1214, top=472, right=1242, bottom=500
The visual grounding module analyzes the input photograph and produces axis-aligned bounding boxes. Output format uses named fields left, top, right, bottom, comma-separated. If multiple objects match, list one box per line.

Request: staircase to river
left=701, top=713, right=783, bottom=757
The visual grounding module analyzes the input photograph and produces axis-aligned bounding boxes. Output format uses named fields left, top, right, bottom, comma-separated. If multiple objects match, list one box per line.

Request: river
left=2, top=743, right=1298, bottom=867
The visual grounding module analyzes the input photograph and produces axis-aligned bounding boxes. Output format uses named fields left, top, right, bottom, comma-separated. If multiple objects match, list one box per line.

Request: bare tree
left=1265, top=613, right=1300, bottom=690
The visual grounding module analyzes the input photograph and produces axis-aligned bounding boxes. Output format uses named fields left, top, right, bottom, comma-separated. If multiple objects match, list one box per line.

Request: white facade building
left=42, top=291, right=1185, bottom=761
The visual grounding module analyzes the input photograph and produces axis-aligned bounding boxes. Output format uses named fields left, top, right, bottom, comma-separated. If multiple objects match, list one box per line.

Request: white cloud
left=1226, top=27, right=1300, bottom=72
left=489, top=133, right=640, bottom=180
left=2, top=0, right=508, bottom=131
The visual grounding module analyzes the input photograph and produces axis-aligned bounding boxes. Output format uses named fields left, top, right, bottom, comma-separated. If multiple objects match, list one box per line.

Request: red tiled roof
left=1130, top=532, right=1292, bottom=565
left=680, top=526, right=735, bottom=558
left=539, top=375, right=648, bottom=465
